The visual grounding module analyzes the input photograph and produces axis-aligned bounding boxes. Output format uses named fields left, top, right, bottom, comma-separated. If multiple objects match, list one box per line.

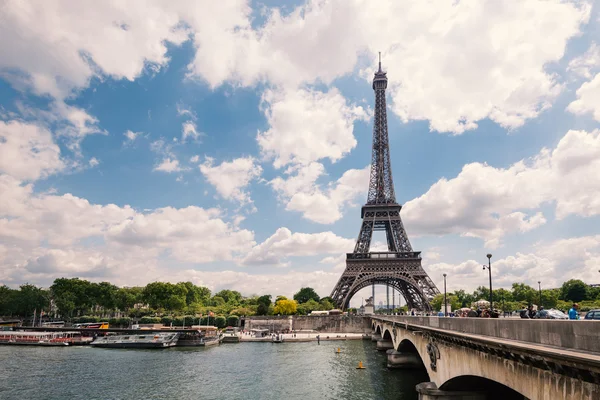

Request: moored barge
left=90, top=332, right=179, bottom=349
left=0, top=331, right=91, bottom=346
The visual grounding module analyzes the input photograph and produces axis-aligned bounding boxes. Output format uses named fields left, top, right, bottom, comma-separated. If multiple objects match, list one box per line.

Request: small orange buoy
left=336, top=348, right=341, bottom=353
left=356, top=361, right=366, bottom=369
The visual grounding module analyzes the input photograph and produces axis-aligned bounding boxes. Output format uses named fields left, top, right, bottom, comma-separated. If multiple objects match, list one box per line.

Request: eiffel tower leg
left=354, top=220, right=374, bottom=253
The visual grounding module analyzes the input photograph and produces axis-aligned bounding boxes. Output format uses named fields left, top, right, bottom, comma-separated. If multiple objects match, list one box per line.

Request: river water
left=0, top=340, right=428, bottom=400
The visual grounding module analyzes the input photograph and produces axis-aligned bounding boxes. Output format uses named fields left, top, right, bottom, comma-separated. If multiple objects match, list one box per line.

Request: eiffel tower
left=330, top=55, right=439, bottom=311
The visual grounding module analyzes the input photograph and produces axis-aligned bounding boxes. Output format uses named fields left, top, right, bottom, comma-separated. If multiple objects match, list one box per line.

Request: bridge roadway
left=370, top=315, right=600, bottom=400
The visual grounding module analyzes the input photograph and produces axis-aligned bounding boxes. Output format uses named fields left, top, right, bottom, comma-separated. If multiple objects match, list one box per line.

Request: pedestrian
left=568, top=303, right=579, bottom=320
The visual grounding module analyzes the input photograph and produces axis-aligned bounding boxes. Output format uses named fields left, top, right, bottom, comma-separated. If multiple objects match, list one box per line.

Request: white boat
left=221, top=327, right=241, bottom=343
left=90, top=332, right=179, bottom=349
left=272, top=334, right=284, bottom=343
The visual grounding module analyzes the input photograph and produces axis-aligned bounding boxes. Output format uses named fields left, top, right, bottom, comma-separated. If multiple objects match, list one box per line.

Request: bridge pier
left=386, top=349, right=424, bottom=369
left=371, top=333, right=381, bottom=342
left=416, top=382, right=485, bottom=400
left=376, top=339, right=394, bottom=351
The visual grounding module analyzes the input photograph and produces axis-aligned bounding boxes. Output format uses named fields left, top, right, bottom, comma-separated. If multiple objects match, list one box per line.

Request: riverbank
left=240, top=332, right=368, bottom=342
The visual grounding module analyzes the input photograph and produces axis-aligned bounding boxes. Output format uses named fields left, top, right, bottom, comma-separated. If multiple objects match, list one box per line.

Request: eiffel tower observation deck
left=330, top=55, right=440, bottom=311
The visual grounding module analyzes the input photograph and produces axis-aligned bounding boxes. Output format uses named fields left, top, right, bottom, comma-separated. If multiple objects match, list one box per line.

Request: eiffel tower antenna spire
left=329, top=55, right=440, bottom=312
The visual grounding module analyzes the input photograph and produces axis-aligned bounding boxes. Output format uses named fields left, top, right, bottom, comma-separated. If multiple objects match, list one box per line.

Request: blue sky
left=1, top=0, right=600, bottom=306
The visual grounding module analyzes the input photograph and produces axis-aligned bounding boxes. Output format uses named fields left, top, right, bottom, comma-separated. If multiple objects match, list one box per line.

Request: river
left=0, top=340, right=428, bottom=400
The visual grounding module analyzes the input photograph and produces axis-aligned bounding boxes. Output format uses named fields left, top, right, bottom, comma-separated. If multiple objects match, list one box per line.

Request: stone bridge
left=371, top=316, right=600, bottom=400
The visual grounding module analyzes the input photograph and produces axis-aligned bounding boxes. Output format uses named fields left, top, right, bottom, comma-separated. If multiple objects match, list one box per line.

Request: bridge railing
left=372, top=315, right=600, bottom=353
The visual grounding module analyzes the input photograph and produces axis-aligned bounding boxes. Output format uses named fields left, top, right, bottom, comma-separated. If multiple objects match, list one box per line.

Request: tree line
left=2, top=278, right=597, bottom=323
left=0, top=279, right=334, bottom=324
left=430, top=279, right=600, bottom=312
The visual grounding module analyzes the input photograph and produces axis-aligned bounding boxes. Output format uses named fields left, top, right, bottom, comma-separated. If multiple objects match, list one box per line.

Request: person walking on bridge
left=568, top=303, right=579, bottom=320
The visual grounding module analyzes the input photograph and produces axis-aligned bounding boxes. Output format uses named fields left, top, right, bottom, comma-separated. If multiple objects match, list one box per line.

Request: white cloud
left=185, top=0, right=589, bottom=134
left=88, top=157, right=100, bottom=167
left=567, top=73, right=600, bottom=121
left=242, top=227, right=354, bottom=266
left=190, top=155, right=200, bottom=163
left=0, top=175, right=136, bottom=246
left=1, top=1, right=590, bottom=139
left=154, top=158, right=183, bottom=173
left=182, top=121, right=202, bottom=142
left=199, top=156, right=262, bottom=204
left=428, top=235, right=600, bottom=292
left=257, top=87, right=368, bottom=168
left=404, top=129, right=600, bottom=247
left=124, top=130, right=141, bottom=142
left=0, top=120, right=64, bottom=181
left=106, top=206, right=255, bottom=264
left=567, top=42, right=600, bottom=79
left=0, top=1, right=189, bottom=100
left=272, top=164, right=370, bottom=224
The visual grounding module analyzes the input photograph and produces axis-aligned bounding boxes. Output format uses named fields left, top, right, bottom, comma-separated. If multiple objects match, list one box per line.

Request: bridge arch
left=440, top=376, right=525, bottom=400
left=382, top=329, right=392, bottom=341
left=375, top=325, right=381, bottom=335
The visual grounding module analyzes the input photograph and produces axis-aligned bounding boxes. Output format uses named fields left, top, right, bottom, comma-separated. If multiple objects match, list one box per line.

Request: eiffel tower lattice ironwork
left=330, top=54, right=440, bottom=311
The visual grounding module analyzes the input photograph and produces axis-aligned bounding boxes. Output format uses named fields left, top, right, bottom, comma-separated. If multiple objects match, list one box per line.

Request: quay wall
left=242, top=315, right=371, bottom=333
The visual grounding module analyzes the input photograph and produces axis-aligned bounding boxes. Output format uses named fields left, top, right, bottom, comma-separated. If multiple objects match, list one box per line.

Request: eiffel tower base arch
left=331, top=255, right=438, bottom=312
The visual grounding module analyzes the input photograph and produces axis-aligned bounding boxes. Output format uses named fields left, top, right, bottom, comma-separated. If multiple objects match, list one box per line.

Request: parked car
left=584, top=309, right=600, bottom=320
left=534, top=309, right=568, bottom=320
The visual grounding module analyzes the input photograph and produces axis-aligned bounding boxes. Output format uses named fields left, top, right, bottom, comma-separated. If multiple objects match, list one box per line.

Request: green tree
left=273, top=299, right=297, bottom=315
left=214, top=316, right=227, bottom=328
left=540, top=289, right=559, bottom=308
left=13, top=284, right=49, bottom=317
left=142, top=282, right=187, bottom=311
left=0, top=285, right=17, bottom=316
left=319, top=298, right=334, bottom=311
left=256, top=295, right=272, bottom=316
left=511, top=283, right=536, bottom=305
left=214, top=290, right=242, bottom=305
left=94, top=282, right=119, bottom=310
left=115, top=287, right=143, bottom=313
left=453, top=289, right=474, bottom=308
left=51, top=278, right=95, bottom=317
left=431, top=294, right=460, bottom=312
left=226, top=315, right=239, bottom=327
left=211, top=296, right=225, bottom=307
left=560, top=279, right=588, bottom=302
left=472, top=286, right=490, bottom=302
left=293, top=287, right=320, bottom=304
left=296, top=299, right=320, bottom=315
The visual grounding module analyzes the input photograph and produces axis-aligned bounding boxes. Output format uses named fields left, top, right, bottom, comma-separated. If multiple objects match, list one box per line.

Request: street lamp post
left=443, top=273, right=447, bottom=317
left=483, top=254, right=493, bottom=312
left=538, top=281, right=542, bottom=308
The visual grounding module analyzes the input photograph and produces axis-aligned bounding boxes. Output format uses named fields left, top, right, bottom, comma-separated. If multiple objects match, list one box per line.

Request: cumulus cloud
left=242, top=227, right=354, bottom=266
left=428, top=235, right=600, bottom=292
left=567, top=73, right=600, bottom=122
left=404, top=129, right=600, bottom=247
left=154, top=158, right=183, bottom=173
left=124, top=130, right=142, bottom=142
left=88, top=157, right=100, bottom=168
left=257, top=87, right=369, bottom=168
left=0, top=120, right=65, bottom=181
left=271, top=164, right=370, bottom=224
left=199, top=156, right=262, bottom=205
left=567, top=42, right=600, bottom=79
left=186, top=0, right=589, bottom=134
left=1, top=0, right=591, bottom=138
